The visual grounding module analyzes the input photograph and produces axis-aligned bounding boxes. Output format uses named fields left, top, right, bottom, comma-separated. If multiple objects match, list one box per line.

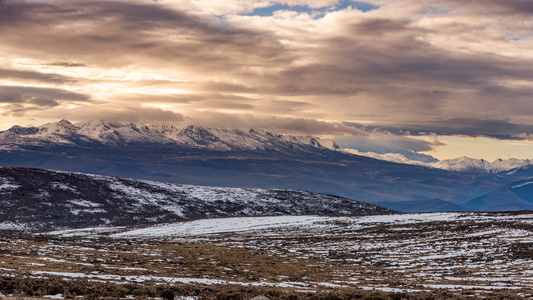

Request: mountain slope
left=376, top=199, right=467, bottom=213
left=0, top=166, right=396, bottom=232
left=465, top=177, right=533, bottom=211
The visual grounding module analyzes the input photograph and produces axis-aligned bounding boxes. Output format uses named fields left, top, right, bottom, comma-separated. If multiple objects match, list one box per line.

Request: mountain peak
left=57, top=119, right=74, bottom=127
left=40, top=119, right=79, bottom=135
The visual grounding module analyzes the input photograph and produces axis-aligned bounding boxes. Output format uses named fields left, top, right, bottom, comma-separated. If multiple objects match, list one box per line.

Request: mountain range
left=1, top=119, right=338, bottom=152
left=1, top=120, right=533, bottom=212
left=346, top=149, right=533, bottom=173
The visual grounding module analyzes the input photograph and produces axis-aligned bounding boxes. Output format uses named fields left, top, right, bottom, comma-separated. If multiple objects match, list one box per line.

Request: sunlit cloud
left=0, top=0, right=532, bottom=157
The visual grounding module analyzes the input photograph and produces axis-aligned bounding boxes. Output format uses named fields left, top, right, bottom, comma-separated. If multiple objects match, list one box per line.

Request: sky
left=1, top=0, right=533, bottom=161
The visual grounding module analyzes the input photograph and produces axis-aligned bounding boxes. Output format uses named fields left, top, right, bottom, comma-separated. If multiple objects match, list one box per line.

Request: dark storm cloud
left=0, top=68, right=76, bottom=84
left=346, top=119, right=533, bottom=141
left=49, top=62, right=86, bottom=67
left=335, top=134, right=442, bottom=153
left=0, top=0, right=289, bottom=70
left=350, top=18, right=411, bottom=36
left=0, top=86, right=90, bottom=107
left=445, top=0, right=533, bottom=15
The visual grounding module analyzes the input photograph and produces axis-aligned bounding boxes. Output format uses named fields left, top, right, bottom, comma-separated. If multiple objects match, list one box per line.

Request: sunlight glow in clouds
left=1, top=0, right=533, bottom=160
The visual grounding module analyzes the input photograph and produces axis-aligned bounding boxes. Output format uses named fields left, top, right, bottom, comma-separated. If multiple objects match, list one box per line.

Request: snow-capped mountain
left=344, top=150, right=533, bottom=174
left=0, top=166, right=396, bottom=232
left=433, top=156, right=533, bottom=173
left=342, top=149, right=435, bottom=166
left=0, top=119, right=339, bottom=153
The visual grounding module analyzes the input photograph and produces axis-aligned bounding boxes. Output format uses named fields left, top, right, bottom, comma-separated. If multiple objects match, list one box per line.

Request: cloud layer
left=0, top=0, right=532, bottom=143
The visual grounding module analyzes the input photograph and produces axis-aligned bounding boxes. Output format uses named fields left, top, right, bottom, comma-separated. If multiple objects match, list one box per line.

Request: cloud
left=0, top=68, right=76, bottom=84
left=156, top=0, right=341, bottom=15
left=335, top=130, right=444, bottom=153
left=0, top=86, right=90, bottom=106
left=0, top=0, right=289, bottom=71
left=38, top=105, right=184, bottom=124
left=37, top=106, right=362, bottom=136
left=184, top=111, right=368, bottom=136
left=346, top=118, right=533, bottom=141
left=1, top=0, right=533, bottom=141
left=49, top=62, right=86, bottom=67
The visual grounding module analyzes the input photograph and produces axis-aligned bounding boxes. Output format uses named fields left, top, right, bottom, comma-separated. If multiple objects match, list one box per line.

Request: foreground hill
left=2, top=120, right=533, bottom=211
left=0, top=166, right=396, bottom=232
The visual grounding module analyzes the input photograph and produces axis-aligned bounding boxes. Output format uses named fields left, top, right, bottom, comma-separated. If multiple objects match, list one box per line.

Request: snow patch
left=0, top=177, right=19, bottom=191
left=511, top=180, right=533, bottom=189
left=113, top=215, right=335, bottom=237
left=68, top=199, right=101, bottom=208
left=0, top=221, right=27, bottom=231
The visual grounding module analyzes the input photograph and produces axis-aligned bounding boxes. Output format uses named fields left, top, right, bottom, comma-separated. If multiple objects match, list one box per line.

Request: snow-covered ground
left=110, top=212, right=529, bottom=237
left=4, top=212, right=533, bottom=298
left=108, top=212, right=533, bottom=295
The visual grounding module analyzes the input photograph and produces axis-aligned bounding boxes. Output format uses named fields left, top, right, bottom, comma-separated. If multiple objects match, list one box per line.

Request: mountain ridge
left=465, top=177, right=533, bottom=211
left=0, top=119, right=340, bottom=153
left=6, top=120, right=532, bottom=174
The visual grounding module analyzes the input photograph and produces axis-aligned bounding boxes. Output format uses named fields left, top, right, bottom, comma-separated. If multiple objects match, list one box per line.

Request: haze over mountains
left=1, top=120, right=533, bottom=212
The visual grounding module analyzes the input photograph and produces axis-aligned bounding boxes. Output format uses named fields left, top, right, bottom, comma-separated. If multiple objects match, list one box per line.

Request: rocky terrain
left=0, top=212, right=532, bottom=299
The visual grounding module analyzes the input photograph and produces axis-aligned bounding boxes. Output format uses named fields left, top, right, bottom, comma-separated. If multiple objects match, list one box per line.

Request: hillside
left=0, top=166, right=396, bottom=232
left=465, top=177, right=533, bottom=211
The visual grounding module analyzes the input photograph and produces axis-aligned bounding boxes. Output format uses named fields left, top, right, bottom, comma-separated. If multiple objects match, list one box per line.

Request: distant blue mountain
left=465, top=177, right=533, bottom=211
